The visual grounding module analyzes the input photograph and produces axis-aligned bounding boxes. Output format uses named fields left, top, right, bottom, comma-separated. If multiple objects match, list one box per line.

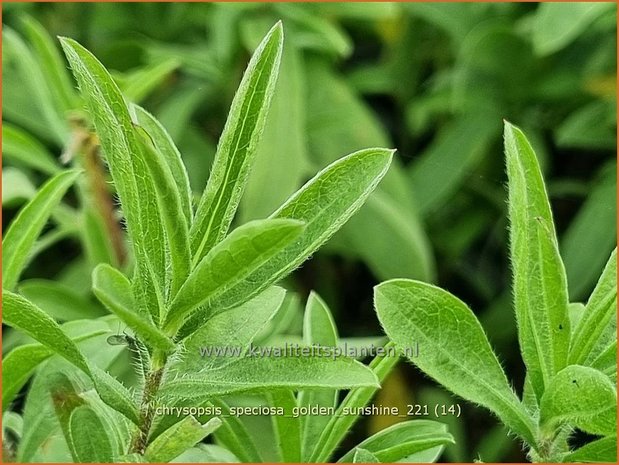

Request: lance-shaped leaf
left=375, top=280, right=536, bottom=444
left=131, top=104, right=193, bottom=224
left=190, top=22, right=283, bottom=263
left=92, top=264, right=175, bottom=352
left=352, top=448, right=380, bottom=463
left=569, top=249, right=617, bottom=365
left=564, top=436, right=617, bottom=463
left=2, top=123, right=60, bottom=175
left=145, top=416, right=221, bottom=463
left=299, top=292, right=339, bottom=460
left=164, top=219, right=304, bottom=332
left=3, top=291, right=139, bottom=423
left=161, top=355, right=379, bottom=399
left=69, top=406, right=115, bottom=463
left=338, top=421, right=454, bottom=463
left=270, top=390, right=302, bottom=462
left=2, top=330, right=106, bottom=410
left=504, top=121, right=570, bottom=401
left=540, top=365, right=616, bottom=436
left=60, top=37, right=166, bottom=323
left=2, top=170, right=80, bottom=291
left=198, top=147, right=394, bottom=318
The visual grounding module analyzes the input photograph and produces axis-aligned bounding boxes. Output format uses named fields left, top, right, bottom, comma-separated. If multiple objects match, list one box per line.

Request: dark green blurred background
left=2, top=2, right=616, bottom=462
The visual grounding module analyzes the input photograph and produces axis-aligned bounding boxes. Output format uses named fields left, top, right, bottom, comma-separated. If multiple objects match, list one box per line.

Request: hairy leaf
left=504, top=121, right=570, bottom=401
left=2, top=170, right=80, bottom=291
left=69, top=406, right=115, bottom=462
left=338, top=420, right=453, bottom=463
left=165, top=219, right=304, bottom=332
left=564, top=436, right=617, bottom=463
left=270, top=390, right=302, bottom=462
left=375, top=279, right=535, bottom=444
left=92, top=264, right=175, bottom=352
left=569, top=249, right=617, bottom=365
left=161, top=355, right=379, bottom=398
left=540, top=365, right=616, bottom=436
left=191, top=21, right=283, bottom=263
left=144, top=416, right=221, bottom=463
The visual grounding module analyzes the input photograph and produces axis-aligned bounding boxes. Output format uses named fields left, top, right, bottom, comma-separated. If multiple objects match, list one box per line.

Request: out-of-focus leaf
left=69, top=406, right=115, bottom=463
left=2, top=167, right=35, bottom=207
left=562, top=163, right=617, bottom=301
left=121, top=58, right=179, bottom=103
left=556, top=101, right=616, bottom=150
left=2, top=123, right=60, bottom=175
left=19, top=279, right=103, bottom=321
left=533, top=2, right=614, bottom=56
left=2, top=170, right=80, bottom=291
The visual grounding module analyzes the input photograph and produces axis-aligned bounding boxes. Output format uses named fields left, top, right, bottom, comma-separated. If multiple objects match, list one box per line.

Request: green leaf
left=133, top=127, right=192, bottom=297
left=2, top=291, right=91, bottom=375
left=60, top=37, right=167, bottom=323
left=590, top=341, right=617, bottom=380
left=131, top=104, right=193, bottom=224
left=19, top=279, right=103, bottom=321
left=69, top=406, right=115, bottom=463
left=504, top=121, right=570, bottom=401
left=375, top=280, right=535, bottom=444
left=92, top=264, right=175, bottom=353
left=1, top=123, right=60, bottom=175
left=2, top=170, right=80, bottom=291
left=145, top=416, right=221, bottom=463
left=540, top=365, right=616, bottom=436
left=190, top=21, right=283, bottom=263
left=339, top=420, right=453, bottom=463
left=20, top=15, right=77, bottom=112
left=533, top=2, right=614, bottom=55
left=562, top=163, right=617, bottom=300
left=161, top=355, right=379, bottom=398
left=569, top=249, right=617, bottom=365
left=564, top=436, right=617, bottom=463
left=270, top=390, right=302, bottom=462
left=121, top=59, right=179, bottom=103
left=204, top=147, right=394, bottom=316
left=90, top=366, right=140, bottom=425
left=210, top=398, right=263, bottom=463
left=165, top=219, right=304, bottom=333
left=171, top=444, right=239, bottom=463
left=310, top=343, right=399, bottom=463
left=2, top=167, right=36, bottom=207
left=352, top=448, right=380, bottom=463
left=2, top=329, right=106, bottom=410
left=174, top=286, right=285, bottom=372
left=299, top=292, right=339, bottom=460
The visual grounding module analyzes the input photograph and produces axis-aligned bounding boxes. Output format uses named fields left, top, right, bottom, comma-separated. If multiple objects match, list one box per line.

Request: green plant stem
left=130, top=366, right=164, bottom=454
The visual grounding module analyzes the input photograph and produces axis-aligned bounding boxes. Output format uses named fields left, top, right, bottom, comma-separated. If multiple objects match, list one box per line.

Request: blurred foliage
left=2, top=2, right=616, bottom=462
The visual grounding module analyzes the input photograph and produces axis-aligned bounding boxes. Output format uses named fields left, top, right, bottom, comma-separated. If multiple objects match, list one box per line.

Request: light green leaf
left=299, top=292, right=339, bottom=460
left=570, top=249, right=617, bottom=365
left=161, top=355, right=379, bottom=398
left=20, top=15, right=77, bottom=112
left=1, top=123, right=60, bottom=175
left=165, top=219, right=304, bottom=333
left=540, top=365, right=616, bottom=436
left=145, top=416, right=221, bottom=463
left=352, top=448, right=380, bottom=463
left=2, top=291, right=91, bottom=375
left=191, top=22, right=283, bottom=263
left=2, top=167, right=35, bottom=207
left=2, top=170, right=80, bottom=291
left=175, top=286, right=285, bottom=372
left=562, top=163, right=616, bottom=300
left=90, top=366, right=139, bottom=425
left=210, top=398, right=263, bottom=463
left=2, top=329, right=106, bottom=410
left=504, top=121, right=570, bottom=401
left=590, top=341, right=617, bottom=380
left=204, top=147, right=394, bottom=316
left=533, top=2, right=614, bottom=55
left=19, top=279, right=103, bottom=321
left=339, top=420, right=453, bottom=463
left=131, top=104, right=193, bottom=224
left=375, top=280, right=535, bottom=444
left=171, top=444, right=239, bottom=463
left=92, top=264, right=175, bottom=353
left=2, top=28, right=67, bottom=143
left=134, top=128, right=191, bottom=297
left=310, top=343, right=399, bottom=463
left=60, top=37, right=167, bottom=323
left=270, top=390, right=302, bottom=462
left=121, top=59, right=179, bottom=103
left=564, top=436, right=617, bottom=463
left=69, top=406, right=114, bottom=463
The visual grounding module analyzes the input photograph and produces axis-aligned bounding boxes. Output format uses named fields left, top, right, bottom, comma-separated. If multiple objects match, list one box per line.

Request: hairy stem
left=130, top=366, right=164, bottom=454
